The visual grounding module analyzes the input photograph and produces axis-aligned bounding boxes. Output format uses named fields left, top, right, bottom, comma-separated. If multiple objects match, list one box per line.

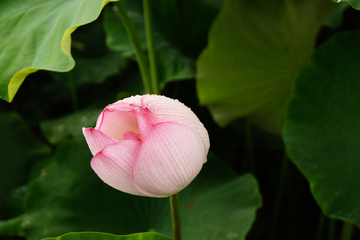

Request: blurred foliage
left=1, top=0, right=360, bottom=240
left=103, top=0, right=226, bottom=88
left=196, top=0, right=336, bottom=134
left=42, top=232, right=172, bottom=240
left=0, top=113, right=51, bottom=220
left=336, top=0, right=360, bottom=9
left=40, top=109, right=101, bottom=145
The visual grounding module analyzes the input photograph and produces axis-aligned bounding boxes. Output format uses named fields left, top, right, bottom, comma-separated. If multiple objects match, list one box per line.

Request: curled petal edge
left=91, top=139, right=144, bottom=196
left=82, top=128, right=119, bottom=156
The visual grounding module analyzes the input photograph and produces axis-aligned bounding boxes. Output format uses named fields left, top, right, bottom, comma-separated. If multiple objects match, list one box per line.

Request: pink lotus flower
left=83, top=94, right=210, bottom=197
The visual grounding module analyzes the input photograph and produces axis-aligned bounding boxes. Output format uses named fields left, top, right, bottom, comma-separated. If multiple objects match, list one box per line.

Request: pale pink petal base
left=133, top=122, right=206, bottom=197
left=82, top=128, right=119, bottom=156
left=132, top=107, right=154, bottom=141
left=109, top=94, right=210, bottom=152
left=96, top=109, right=139, bottom=141
left=91, top=139, right=144, bottom=196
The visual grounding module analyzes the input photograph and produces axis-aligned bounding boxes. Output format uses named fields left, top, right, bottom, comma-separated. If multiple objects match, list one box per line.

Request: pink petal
left=108, top=94, right=210, bottom=154
left=132, top=107, right=154, bottom=141
left=133, top=122, right=206, bottom=197
left=108, top=95, right=154, bottom=140
left=106, top=95, right=142, bottom=110
left=82, top=128, right=119, bottom=156
left=140, top=95, right=210, bottom=155
left=91, top=139, right=144, bottom=196
left=95, top=109, right=139, bottom=141
left=123, top=131, right=141, bottom=141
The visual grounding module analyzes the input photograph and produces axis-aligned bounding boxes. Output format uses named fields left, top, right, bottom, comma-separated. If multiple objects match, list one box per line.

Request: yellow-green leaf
left=196, top=0, right=335, bottom=133
left=0, top=0, right=117, bottom=102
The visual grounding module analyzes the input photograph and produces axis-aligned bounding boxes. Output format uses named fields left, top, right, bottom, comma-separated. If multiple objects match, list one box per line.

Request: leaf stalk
left=143, top=0, right=159, bottom=95
left=340, top=222, right=353, bottom=240
left=114, top=1, right=153, bottom=94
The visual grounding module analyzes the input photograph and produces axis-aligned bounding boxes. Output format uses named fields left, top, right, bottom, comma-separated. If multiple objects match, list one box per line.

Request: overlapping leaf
left=0, top=135, right=261, bottom=240
left=334, top=0, right=360, bottom=9
left=284, top=31, right=360, bottom=226
left=196, top=0, right=336, bottom=133
left=103, top=0, right=225, bottom=88
left=0, top=0, right=117, bottom=102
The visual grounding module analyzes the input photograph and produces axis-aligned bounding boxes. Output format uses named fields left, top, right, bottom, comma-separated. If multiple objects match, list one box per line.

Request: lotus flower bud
left=83, top=94, right=210, bottom=197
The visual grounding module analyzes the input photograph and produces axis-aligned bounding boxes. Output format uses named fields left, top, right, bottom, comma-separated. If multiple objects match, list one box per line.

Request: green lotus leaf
left=0, top=0, right=117, bottom=102
left=284, top=31, right=360, bottom=226
left=196, top=0, right=335, bottom=133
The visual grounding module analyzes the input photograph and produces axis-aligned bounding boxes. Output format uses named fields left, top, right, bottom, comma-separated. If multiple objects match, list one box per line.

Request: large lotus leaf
left=103, top=0, right=225, bottom=87
left=0, top=0, right=118, bottom=102
left=196, top=0, right=336, bottom=134
left=0, top=112, right=51, bottom=220
left=0, top=135, right=261, bottom=240
left=42, top=232, right=171, bottom=240
left=283, top=31, right=360, bottom=226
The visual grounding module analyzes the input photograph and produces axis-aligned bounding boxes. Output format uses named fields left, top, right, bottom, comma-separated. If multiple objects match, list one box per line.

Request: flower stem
left=340, top=222, right=353, bottom=240
left=170, top=194, right=182, bottom=240
left=113, top=1, right=152, bottom=94
left=143, top=0, right=159, bottom=95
